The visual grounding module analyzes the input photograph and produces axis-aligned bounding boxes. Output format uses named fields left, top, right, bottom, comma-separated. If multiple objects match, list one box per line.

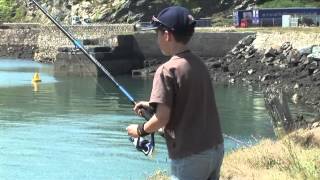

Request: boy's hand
left=133, top=101, right=152, bottom=116
left=126, top=124, right=139, bottom=138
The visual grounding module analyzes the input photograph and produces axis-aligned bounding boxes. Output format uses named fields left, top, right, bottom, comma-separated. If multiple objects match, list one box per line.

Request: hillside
left=1, top=0, right=319, bottom=25
left=259, top=0, right=320, bottom=8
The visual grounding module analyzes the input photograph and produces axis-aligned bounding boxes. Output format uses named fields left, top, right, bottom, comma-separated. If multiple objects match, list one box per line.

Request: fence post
left=273, top=18, right=275, bottom=27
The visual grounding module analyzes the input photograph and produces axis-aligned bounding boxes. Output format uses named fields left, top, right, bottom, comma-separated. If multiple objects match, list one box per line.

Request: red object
left=240, top=19, right=248, bottom=28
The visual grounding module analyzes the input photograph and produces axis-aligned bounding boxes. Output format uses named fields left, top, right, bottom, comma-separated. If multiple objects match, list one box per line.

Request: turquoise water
left=0, top=58, right=274, bottom=180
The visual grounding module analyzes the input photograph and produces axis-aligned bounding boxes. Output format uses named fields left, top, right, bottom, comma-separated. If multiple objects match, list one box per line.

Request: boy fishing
left=127, top=6, right=224, bottom=180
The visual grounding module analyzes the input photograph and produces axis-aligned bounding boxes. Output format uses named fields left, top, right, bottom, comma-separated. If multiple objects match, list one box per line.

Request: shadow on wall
left=54, top=35, right=146, bottom=77
left=133, top=32, right=255, bottom=58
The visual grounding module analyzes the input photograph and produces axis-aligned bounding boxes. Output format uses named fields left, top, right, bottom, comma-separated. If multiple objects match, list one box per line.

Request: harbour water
left=0, top=58, right=274, bottom=179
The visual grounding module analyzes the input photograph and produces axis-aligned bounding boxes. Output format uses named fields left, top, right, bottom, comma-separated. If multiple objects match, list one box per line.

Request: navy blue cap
left=142, top=6, right=196, bottom=32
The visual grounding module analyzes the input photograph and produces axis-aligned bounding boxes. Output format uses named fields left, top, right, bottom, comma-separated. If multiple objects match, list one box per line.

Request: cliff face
left=5, top=0, right=257, bottom=24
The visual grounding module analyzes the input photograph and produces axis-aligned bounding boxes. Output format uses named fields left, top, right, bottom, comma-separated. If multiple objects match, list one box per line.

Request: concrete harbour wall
left=0, top=23, right=252, bottom=75
left=35, top=24, right=134, bottom=62
left=0, top=24, right=39, bottom=58
left=134, top=32, right=254, bottom=58
left=0, top=23, right=134, bottom=61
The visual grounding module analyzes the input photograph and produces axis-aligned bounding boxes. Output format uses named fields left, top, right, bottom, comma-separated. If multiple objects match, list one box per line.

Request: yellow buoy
left=32, top=72, right=42, bottom=83
left=32, top=81, right=39, bottom=92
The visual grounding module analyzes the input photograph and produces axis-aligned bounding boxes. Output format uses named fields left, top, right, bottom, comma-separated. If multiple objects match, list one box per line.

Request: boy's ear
left=164, top=30, right=172, bottom=41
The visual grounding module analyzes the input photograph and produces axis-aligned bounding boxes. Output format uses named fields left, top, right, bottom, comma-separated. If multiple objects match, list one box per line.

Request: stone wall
left=0, top=23, right=134, bottom=61
left=54, top=35, right=145, bottom=76
left=0, top=23, right=254, bottom=61
left=35, top=24, right=134, bottom=62
left=0, top=24, right=39, bottom=58
left=134, top=32, right=254, bottom=58
left=0, top=23, right=256, bottom=76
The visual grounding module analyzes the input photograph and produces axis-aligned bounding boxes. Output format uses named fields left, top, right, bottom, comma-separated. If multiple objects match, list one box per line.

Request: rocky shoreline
left=140, top=34, right=320, bottom=131
left=206, top=35, right=320, bottom=113
left=205, top=35, right=320, bottom=131
left=1, top=23, right=319, bottom=129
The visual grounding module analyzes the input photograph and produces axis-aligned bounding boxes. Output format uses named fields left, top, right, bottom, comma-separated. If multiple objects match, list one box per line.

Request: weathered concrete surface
left=0, top=23, right=134, bottom=62
left=54, top=53, right=142, bottom=76
left=34, top=24, right=135, bottom=63
left=54, top=35, right=144, bottom=76
left=0, top=24, right=39, bottom=58
left=133, top=32, right=254, bottom=58
left=1, top=23, right=253, bottom=75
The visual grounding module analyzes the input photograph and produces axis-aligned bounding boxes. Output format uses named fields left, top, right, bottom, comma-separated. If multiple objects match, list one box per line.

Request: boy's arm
left=127, top=103, right=170, bottom=138
left=144, top=103, right=170, bottom=133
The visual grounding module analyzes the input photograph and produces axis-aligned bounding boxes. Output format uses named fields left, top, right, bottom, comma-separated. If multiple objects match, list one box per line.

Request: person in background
left=127, top=6, right=224, bottom=180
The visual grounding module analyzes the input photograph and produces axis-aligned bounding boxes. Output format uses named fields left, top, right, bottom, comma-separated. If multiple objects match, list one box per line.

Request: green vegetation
left=212, top=12, right=234, bottom=27
left=0, top=0, right=14, bottom=21
left=0, top=0, right=27, bottom=22
left=171, top=0, right=198, bottom=9
left=2, top=0, right=320, bottom=22
left=169, top=0, right=220, bottom=15
left=12, top=6, right=27, bottom=22
left=258, top=0, right=320, bottom=8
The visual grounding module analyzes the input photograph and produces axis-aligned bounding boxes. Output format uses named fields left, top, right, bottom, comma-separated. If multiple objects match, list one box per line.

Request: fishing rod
left=29, top=0, right=155, bottom=156
left=29, top=0, right=253, bottom=153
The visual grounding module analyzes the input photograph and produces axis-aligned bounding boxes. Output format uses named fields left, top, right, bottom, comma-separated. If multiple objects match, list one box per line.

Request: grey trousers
left=170, top=144, right=224, bottom=180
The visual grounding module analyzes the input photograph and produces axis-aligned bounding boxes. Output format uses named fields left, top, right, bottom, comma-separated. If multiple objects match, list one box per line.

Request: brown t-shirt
left=149, top=51, right=223, bottom=159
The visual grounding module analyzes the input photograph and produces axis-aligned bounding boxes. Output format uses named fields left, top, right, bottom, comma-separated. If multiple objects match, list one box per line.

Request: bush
left=258, top=0, right=320, bottom=8
left=12, top=6, right=27, bottom=21
left=0, top=0, right=14, bottom=21
left=170, top=0, right=220, bottom=9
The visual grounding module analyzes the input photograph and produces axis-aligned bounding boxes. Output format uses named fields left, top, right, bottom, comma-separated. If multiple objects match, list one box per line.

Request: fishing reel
left=129, top=134, right=155, bottom=156
left=128, top=105, right=156, bottom=156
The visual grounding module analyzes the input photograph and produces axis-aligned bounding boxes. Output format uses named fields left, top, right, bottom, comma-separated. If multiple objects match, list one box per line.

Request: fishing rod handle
left=139, top=106, right=155, bottom=121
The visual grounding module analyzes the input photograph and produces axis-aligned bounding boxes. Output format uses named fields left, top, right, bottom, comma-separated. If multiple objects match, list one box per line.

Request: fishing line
left=66, top=41, right=251, bottom=151
left=223, top=133, right=251, bottom=147
left=58, top=25, right=251, bottom=150
left=29, top=0, right=253, bottom=153
left=55, top=28, right=250, bottom=151
left=29, top=0, right=155, bottom=156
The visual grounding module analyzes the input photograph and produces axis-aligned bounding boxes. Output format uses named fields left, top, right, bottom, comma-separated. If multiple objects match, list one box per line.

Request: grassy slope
left=221, top=127, right=320, bottom=180
left=148, top=127, right=320, bottom=180
left=2, top=0, right=320, bottom=23
left=258, top=0, right=320, bottom=8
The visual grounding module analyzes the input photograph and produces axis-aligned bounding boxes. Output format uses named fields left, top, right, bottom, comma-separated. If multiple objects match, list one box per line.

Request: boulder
left=265, top=47, right=278, bottom=57
left=261, top=74, right=272, bottom=82
left=239, top=35, right=256, bottom=46
left=307, top=52, right=320, bottom=62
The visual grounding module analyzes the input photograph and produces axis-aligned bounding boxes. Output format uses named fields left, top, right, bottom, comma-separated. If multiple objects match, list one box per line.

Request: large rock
left=234, top=0, right=256, bottom=10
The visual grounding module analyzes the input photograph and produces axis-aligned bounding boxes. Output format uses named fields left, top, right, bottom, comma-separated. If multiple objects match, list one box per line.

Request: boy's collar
left=174, top=49, right=190, bottom=56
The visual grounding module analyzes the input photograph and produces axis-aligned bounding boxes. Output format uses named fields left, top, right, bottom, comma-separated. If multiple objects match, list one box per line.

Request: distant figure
left=126, top=6, right=224, bottom=180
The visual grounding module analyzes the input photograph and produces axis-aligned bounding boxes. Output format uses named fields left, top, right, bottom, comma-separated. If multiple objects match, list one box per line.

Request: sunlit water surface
left=0, top=59, right=275, bottom=179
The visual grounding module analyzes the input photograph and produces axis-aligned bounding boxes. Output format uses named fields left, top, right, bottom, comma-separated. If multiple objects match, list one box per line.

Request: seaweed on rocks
left=205, top=35, right=320, bottom=132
